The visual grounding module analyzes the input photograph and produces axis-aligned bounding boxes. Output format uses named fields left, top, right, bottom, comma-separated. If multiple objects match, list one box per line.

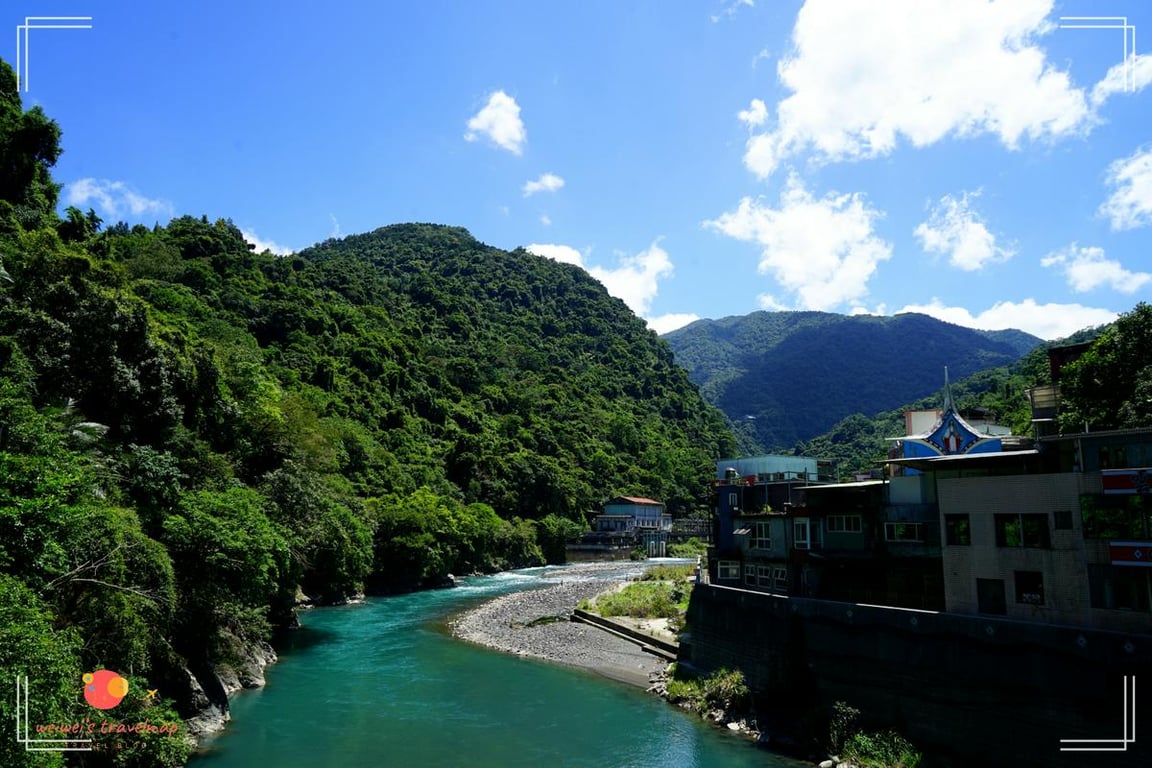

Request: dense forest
left=0, top=60, right=735, bottom=767
left=662, top=310, right=1040, bottom=452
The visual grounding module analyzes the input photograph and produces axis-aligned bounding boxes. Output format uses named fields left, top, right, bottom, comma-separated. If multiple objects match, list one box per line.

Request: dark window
left=1014, top=571, right=1045, bottom=605
left=944, top=514, right=971, bottom=545
left=994, top=513, right=1050, bottom=548
left=1088, top=564, right=1151, bottom=612
left=1081, top=494, right=1151, bottom=539
left=884, top=522, right=923, bottom=542
left=976, top=578, right=1007, bottom=615
left=1053, top=509, right=1073, bottom=530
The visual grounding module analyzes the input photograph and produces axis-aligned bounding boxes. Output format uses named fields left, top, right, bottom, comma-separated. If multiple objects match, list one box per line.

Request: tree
left=1060, top=303, right=1152, bottom=431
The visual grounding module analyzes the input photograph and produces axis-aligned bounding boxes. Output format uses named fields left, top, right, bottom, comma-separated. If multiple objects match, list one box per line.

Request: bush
left=667, top=537, right=707, bottom=557
left=665, top=667, right=750, bottom=716
left=842, top=729, right=921, bottom=768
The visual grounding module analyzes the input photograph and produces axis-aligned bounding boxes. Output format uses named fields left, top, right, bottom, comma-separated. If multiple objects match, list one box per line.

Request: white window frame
left=744, top=564, right=756, bottom=586
left=717, top=561, right=740, bottom=580
left=773, top=567, right=788, bottom=590
left=751, top=520, right=772, bottom=550
left=794, top=518, right=811, bottom=550
left=756, top=565, right=773, bottom=588
left=884, top=522, right=924, bottom=543
left=827, top=515, right=862, bottom=533
left=728, top=492, right=737, bottom=509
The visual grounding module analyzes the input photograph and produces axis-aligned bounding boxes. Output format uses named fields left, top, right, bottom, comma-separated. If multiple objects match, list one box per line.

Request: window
left=728, top=492, right=737, bottom=509
left=944, top=514, right=971, bottom=545
left=827, top=515, right=863, bottom=533
left=1053, top=509, right=1073, bottom=530
left=994, top=514, right=1051, bottom=548
left=1088, top=564, right=1152, bottom=612
left=756, top=565, right=773, bottom=588
left=1081, top=494, right=1150, bottom=539
left=773, top=567, right=788, bottom=590
left=751, top=521, right=772, bottom=550
left=976, top=578, right=1007, bottom=615
left=717, top=561, right=740, bottom=580
left=744, top=564, right=756, bottom=587
left=794, top=518, right=811, bottom=549
left=1014, top=571, right=1045, bottom=605
left=884, top=522, right=923, bottom=542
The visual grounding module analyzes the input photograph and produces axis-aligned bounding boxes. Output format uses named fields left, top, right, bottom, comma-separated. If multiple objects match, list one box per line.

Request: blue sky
left=9, top=0, right=1152, bottom=339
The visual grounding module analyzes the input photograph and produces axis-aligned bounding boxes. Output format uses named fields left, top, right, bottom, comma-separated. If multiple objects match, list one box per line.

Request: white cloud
left=465, top=91, right=526, bottom=154
left=752, top=48, right=772, bottom=68
left=241, top=229, right=294, bottom=256
left=647, top=313, right=701, bottom=334
left=896, top=298, right=1118, bottom=340
left=527, top=241, right=685, bottom=327
left=737, top=99, right=768, bottom=128
left=712, top=0, right=754, bottom=23
left=914, top=190, right=1013, bottom=271
left=526, top=243, right=585, bottom=266
left=539, top=214, right=552, bottom=226
left=587, top=241, right=674, bottom=317
left=328, top=214, right=341, bottom=238
left=742, top=0, right=1093, bottom=178
left=64, top=178, right=172, bottom=220
left=1090, top=53, right=1152, bottom=108
left=1041, top=244, right=1151, bottom=293
left=523, top=172, right=565, bottom=196
left=706, top=175, right=892, bottom=311
left=1099, top=145, right=1152, bottom=231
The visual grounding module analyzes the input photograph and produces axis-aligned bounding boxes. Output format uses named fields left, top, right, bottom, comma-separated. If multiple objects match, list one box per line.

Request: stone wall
left=682, top=584, right=1150, bottom=766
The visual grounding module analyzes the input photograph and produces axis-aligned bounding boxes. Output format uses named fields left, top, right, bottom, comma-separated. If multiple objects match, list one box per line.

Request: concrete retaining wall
left=682, top=584, right=1150, bottom=766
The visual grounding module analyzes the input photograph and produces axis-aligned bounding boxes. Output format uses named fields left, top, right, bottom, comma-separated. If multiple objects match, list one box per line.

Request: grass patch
left=665, top=667, right=750, bottom=716
left=842, top=730, right=921, bottom=768
left=639, top=563, right=695, bottom=581
left=667, top=537, right=708, bottom=558
left=592, top=580, right=689, bottom=620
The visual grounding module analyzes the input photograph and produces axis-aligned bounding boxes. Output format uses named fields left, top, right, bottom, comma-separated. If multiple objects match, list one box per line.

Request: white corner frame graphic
left=1058, top=16, right=1138, bottom=93
left=1060, top=676, right=1137, bottom=752
left=14, top=676, right=92, bottom=753
left=14, top=16, right=93, bottom=93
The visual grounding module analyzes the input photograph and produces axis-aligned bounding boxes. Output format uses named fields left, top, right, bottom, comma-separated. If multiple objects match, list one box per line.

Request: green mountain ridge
left=662, top=310, right=1042, bottom=452
left=0, top=57, right=737, bottom=767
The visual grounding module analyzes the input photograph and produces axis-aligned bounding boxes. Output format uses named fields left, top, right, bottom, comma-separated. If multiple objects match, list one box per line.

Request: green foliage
left=829, top=700, right=861, bottom=754
left=536, top=514, right=586, bottom=564
left=0, top=575, right=81, bottom=768
left=667, top=537, right=707, bottom=558
left=665, top=667, right=750, bottom=716
left=589, top=579, right=690, bottom=620
left=1059, top=303, right=1152, bottom=430
left=842, top=730, right=922, bottom=768
left=638, top=563, right=695, bottom=581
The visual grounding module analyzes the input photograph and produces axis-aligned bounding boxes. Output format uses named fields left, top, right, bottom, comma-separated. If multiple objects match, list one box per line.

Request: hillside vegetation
left=663, top=311, right=1041, bottom=452
left=0, top=59, right=734, bottom=767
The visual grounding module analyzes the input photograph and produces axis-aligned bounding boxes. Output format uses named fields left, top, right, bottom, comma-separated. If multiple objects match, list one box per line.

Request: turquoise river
left=189, top=564, right=807, bottom=768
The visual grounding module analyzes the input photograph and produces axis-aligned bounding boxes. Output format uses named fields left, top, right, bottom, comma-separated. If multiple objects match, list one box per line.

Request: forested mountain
left=0, top=60, right=734, bottom=767
left=662, top=311, right=1042, bottom=452
left=796, top=324, right=1110, bottom=477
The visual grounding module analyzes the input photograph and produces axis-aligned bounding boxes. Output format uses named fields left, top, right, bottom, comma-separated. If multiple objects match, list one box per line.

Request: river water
left=190, top=565, right=806, bottom=768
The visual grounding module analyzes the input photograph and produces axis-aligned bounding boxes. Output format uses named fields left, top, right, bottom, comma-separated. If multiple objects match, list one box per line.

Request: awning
left=733, top=527, right=751, bottom=535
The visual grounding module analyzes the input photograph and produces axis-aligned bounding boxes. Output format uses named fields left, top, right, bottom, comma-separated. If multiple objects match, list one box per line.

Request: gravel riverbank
left=450, top=562, right=670, bottom=688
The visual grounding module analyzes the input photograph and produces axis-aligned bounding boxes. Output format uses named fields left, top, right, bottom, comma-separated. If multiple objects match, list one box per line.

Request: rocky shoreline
left=450, top=562, right=669, bottom=688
